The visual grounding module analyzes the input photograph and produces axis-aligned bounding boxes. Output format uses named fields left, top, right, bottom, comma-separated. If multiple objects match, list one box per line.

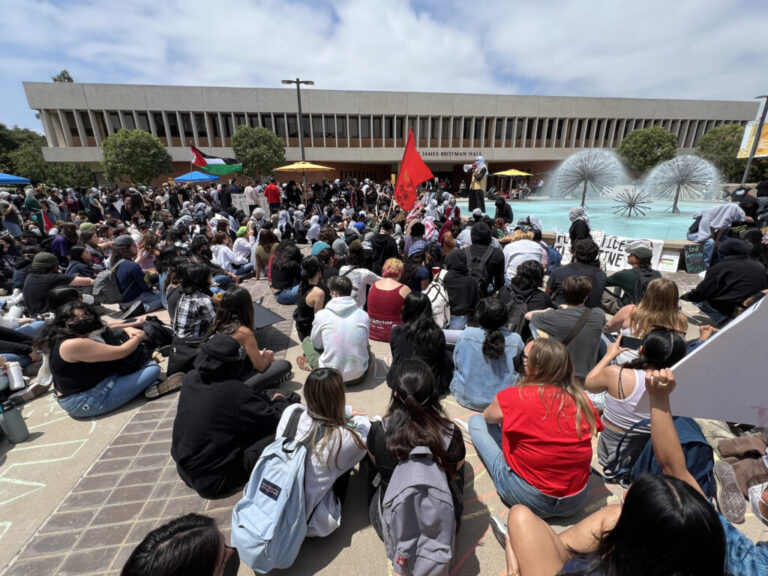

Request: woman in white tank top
left=585, top=329, right=687, bottom=469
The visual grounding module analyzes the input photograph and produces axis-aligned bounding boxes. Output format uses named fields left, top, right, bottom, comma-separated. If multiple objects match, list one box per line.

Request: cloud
left=1, top=0, right=764, bottom=132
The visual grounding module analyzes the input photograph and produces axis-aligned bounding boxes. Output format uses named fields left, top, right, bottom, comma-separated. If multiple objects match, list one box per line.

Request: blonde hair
left=518, top=339, right=598, bottom=438
left=630, top=278, right=688, bottom=338
left=382, top=257, right=404, bottom=279
left=510, top=229, right=533, bottom=242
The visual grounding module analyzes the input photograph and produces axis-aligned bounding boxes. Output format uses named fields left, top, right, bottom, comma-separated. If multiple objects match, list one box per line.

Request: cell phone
left=621, top=336, right=643, bottom=350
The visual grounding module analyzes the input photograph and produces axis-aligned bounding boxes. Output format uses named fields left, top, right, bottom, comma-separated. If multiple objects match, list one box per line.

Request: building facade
left=23, top=82, right=758, bottom=185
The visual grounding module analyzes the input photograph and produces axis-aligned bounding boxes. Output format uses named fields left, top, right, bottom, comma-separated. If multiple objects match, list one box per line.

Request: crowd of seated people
left=2, top=179, right=767, bottom=576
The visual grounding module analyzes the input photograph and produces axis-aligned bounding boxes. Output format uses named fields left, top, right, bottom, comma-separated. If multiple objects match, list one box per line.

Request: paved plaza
left=0, top=272, right=766, bottom=576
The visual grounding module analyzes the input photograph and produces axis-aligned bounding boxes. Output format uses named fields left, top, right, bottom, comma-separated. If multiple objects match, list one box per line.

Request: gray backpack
left=92, top=260, right=127, bottom=304
left=380, top=446, right=455, bottom=576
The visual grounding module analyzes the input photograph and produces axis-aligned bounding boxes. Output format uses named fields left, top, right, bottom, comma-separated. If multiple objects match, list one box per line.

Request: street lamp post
left=281, top=78, right=314, bottom=163
left=741, top=94, right=768, bottom=185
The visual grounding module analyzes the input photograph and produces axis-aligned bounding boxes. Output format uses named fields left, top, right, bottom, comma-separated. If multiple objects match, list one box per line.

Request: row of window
left=42, top=109, right=745, bottom=151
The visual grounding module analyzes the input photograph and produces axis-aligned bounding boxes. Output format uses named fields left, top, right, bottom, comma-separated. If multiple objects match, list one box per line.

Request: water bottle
left=6, top=362, right=25, bottom=391
left=0, top=402, right=30, bottom=444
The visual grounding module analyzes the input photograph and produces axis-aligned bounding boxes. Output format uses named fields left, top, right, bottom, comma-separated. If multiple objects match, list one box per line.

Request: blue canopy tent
left=0, top=172, right=31, bottom=185
left=173, top=171, right=219, bottom=183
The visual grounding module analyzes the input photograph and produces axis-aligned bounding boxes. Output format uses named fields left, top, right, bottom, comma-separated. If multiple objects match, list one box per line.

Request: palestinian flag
left=190, top=146, right=242, bottom=175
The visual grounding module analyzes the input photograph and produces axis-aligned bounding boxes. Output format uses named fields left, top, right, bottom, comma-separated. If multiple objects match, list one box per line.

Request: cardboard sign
left=657, top=250, right=681, bottom=273
left=684, top=244, right=706, bottom=273
left=634, top=296, right=768, bottom=426
left=553, top=231, right=665, bottom=272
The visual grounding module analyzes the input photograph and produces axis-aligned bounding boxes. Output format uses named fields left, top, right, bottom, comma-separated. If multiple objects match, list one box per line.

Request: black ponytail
left=474, top=297, right=509, bottom=360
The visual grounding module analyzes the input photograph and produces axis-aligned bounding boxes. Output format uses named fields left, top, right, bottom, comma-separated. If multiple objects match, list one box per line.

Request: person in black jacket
left=467, top=222, right=505, bottom=295
left=499, top=260, right=552, bottom=339
left=443, top=248, right=480, bottom=329
left=547, top=238, right=607, bottom=309
left=171, top=334, right=294, bottom=499
left=681, top=238, right=768, bottom=325
left=494, top=197, right=514, bottom=224
left=371, top=220, right=400, bottom=275
left=387, top=292, right=453, bottom=394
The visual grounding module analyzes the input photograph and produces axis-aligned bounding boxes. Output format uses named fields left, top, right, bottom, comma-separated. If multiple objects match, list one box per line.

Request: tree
left=52, top=69, right=74, bottom=82
left=232, top=125, right=286, bottom=179
left=696, top=123, right=768, bottom=183
left=7, top=141, right=93, bottom=186
left=101, top=128, right=172, bottom=184
left=617, top=126, right=678, bottom=176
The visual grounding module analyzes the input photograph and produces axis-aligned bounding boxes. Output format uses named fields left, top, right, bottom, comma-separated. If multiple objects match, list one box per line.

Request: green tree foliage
left=696, top=123, right=768, bottom=183
left=52, top=69, right=74, bottom=82
left=232, top=125, right=286, bottom=179
left=0, top=123, right=92, bottom=185
left=101, top=128, right=172, bottom=184
left=618, top=126, right=678, bottom=176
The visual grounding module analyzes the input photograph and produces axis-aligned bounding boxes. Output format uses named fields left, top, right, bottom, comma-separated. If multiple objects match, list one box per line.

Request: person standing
left=265, top=179, right=281, bottom=215
left=244, top=180, right=258, bottom=215
left=469, top=156, right=488, bottom=213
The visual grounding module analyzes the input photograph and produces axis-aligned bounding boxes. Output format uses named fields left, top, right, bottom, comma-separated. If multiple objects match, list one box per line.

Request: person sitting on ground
left=604, top=245, right=661, bottom=311
left=207, top=287, right=292, bottom=390
left=188, top=235, right=238, bottom=290
left=451, top=297, right=524, bottom=411
left=49, top=222, right=79, bottom=265
left=498, top=260, right=552, bottom=339
left=121, top=513, right=240, bottom=576
left=233, top=224, right=255, bottom=262
left=172, top=263, right=216, bottom=340
left=371, top=220, right=400, bottom=275
left=568, top=206, right=591, bottom=246
left=338, top=239, right=380, bottom=309
left=252, top=226, right=278, bottom=281
left=64, top=246, right=95, bottom=279
left=112, top=235, right=164, bottom=313
left=171, top=334, right=293, bottom=499
left=585, top=329, right=687, bottom=470
left=367, top=358, right=466, bottom=540
left=300, top=276, right=371, bottom=386
left=210, top=231, right=253, bottom=279
left=681, top=238, right=768, bottom=326
left=604, top=277, right=689, bottom=364
left=135, top=232, right=159, bottom=273
left=294, top=255, right=329, bottom=342
left=490, top=369, right=765, bottom=576
left=528, top=275, right=606, bottom=385
left=443, top=248, right=481, bottom=330
left=547, top=238, right=607, bottom=309
left=469, top=339, right=602, bottom=518
left=367, top=257, right=411, bottom=342
left=388, top=292, right=453, bottom=395
left=466, top=221, right=505, bottom=295
left=495, top=196, right=514, bottom=224
left=270, top=240, right=303, bottom=305
left=317, top=247, right=339, bottom=283
left=400, top=249, right=430, bottom=293
left=22, top=252, right=93, bottom=316
left=37, top=301, right=168, bottom=418
left=502, top=229, right=545, bottom=280
left=276, top=368, right=370, bottom=537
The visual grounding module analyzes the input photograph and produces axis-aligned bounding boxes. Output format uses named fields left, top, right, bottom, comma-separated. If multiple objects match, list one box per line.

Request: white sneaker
left=489, top=515, right=508, bottom=550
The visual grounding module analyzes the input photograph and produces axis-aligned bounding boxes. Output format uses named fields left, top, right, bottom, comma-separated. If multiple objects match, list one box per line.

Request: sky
left=1, top=0, right=765, bottom=132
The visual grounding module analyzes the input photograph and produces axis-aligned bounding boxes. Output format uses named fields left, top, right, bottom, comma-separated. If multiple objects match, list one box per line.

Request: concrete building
left=23, top=82, right=758, bottom=185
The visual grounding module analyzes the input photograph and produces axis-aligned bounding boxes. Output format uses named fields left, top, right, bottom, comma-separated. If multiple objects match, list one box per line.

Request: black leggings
left=244, top=360, right=292, bottom=391
left=0, top=325, right=33, bottom=356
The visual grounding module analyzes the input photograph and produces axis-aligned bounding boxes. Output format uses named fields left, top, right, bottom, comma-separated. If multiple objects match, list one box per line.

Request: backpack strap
left=562, top=308, right=592, bottom=346
left=282, top=408, right=304, bottom=442
left=599, top=418, right=651, bottom=484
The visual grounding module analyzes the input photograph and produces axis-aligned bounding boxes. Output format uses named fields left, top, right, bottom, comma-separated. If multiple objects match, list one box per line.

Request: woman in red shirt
left=468, top=339, right=602, bottom=518
left=366, top=258, right=411, bottom=342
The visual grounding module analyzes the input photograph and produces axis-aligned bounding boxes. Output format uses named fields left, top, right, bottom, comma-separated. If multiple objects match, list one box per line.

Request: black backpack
left=632, top=267, right=661, bottom=304
left=463, top=246, right=494, bottom=296
left=505, top=291, right=530, bottom=335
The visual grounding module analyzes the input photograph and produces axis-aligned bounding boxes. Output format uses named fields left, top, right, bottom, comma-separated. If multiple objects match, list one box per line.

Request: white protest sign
left=231, top=194, right=249, bottom=215
left=634, top=295, right=768, bottom=426
left=553, top=231, right=664, bottom=272
left=657, top=250, right=680, bottom=273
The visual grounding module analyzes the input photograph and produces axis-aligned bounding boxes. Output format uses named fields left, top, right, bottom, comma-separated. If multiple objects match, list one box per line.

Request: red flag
left=394, top=128, right=434, bottom=211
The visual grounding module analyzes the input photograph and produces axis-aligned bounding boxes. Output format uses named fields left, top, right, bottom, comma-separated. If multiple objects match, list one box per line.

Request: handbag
left=166, top=295, right=206, bottom=375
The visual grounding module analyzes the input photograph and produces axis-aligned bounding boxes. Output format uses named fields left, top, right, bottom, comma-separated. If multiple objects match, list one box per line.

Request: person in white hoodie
left=301, top=275, right=371, bottom=386
left=275, top=367, right=369, bottom=537
left=210, top=232, right=253, bottom=278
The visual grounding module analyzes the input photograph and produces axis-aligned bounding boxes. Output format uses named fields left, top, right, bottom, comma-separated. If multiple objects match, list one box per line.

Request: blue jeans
left=275, top=284, right=299, bottom=305
left=17, top=321, right=45, bottom=338
left=127, top=291, right=163, bottom=312
left=57, top=362, right=161, bottom=418
left=1, top=353, right=31, bottom=368
left=158, top=271, right=170, bottom=307
left=468, top=414, right=589, bottom=518
left=214, top=274, right=234, bottom=287
left=721, top=514, right=768, bottom=576
left=448, top=315, right=467, bottom=330
left=234, top=263, right=254, bottom=277
left=693, top=301, right=729, bottom=325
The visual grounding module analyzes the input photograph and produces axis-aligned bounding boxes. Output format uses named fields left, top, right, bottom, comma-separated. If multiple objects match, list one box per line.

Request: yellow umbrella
left=274, top=161, right=333, bottom=172
left=493, top=168, right=532, bottom=177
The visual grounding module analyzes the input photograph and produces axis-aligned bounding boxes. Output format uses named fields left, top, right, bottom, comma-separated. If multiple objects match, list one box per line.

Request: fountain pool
left=456, top=197, right=720, bottom=241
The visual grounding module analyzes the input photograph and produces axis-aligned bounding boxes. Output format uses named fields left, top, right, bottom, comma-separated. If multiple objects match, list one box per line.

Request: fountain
left=554, top=149, right=627, bottom=206
left=643, top=155, right=719, bottom=214
left=612, top=188, right=653, bottom=217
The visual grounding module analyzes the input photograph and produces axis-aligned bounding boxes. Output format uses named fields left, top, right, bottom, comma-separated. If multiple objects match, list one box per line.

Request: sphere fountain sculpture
left=554, top=149, right=626, bottom=207
left=643, top=155, right=718, bottom=214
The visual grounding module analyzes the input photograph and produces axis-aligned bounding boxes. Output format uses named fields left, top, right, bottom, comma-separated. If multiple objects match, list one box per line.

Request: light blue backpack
left=231, top=408, right=310, bottom=574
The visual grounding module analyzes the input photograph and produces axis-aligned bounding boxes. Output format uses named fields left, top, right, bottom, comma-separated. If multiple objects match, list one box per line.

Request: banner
left=553, top=231, right=664, bottom=272
left=737, top=121, right=768, bottom=159
left=634, top=295, right=768, bottom=426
